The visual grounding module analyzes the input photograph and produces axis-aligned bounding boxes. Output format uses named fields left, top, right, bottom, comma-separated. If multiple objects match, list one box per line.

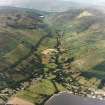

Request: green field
left=1, top=6, right=105, bottom=104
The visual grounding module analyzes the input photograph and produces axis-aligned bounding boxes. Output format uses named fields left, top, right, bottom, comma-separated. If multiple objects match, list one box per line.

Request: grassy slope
left=1, top=7, right=105, bottom=104
left=17, top=79, right=66, bottom=104
left=1, top=7, right=104, bottom=105
left=0, top=7, right=47, bottom=66
left=46, top=8, right=105, bottom=79
left=0, top=7, right=55, bottom=90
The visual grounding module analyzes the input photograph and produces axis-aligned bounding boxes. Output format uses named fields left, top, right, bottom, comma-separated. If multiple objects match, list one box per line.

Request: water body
left=45, top=92, right=105, bottom=105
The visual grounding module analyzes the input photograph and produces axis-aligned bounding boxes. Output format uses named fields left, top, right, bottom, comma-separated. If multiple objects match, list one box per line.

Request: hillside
left=1, top=6, right=105, bottom=105
left=46, top=8, right=105, bottom=80
left=0, top=6, right=55, bottom=91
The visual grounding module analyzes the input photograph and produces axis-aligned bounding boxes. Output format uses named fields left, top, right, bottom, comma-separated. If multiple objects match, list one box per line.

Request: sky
left=0, top=0, right=105, bottom=7
left=64, top=0, right=105, bottom=4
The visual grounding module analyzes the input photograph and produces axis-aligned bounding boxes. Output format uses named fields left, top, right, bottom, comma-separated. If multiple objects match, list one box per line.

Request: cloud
left=63, top=0, right=105, bottom=4
left=0, top=0, right=29, bottom=6
left=0, top=0, right=11, bottom=5
left=0, top=0, right=105, bottom=8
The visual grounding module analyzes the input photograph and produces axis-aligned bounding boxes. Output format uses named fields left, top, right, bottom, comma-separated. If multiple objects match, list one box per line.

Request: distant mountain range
left=8, top=0, right=92, bottom=12
left=1, top=5, right=105, bottom=104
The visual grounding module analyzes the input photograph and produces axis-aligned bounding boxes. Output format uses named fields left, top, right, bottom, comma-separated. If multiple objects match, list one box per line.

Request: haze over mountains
left=21, top=0, right=92, bottom=12
left=0, top=0, right=104, bottom=12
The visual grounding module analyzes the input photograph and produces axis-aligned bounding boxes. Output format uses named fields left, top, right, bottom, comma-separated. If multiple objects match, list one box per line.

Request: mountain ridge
left=1, top=6, right=105, bottom=104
